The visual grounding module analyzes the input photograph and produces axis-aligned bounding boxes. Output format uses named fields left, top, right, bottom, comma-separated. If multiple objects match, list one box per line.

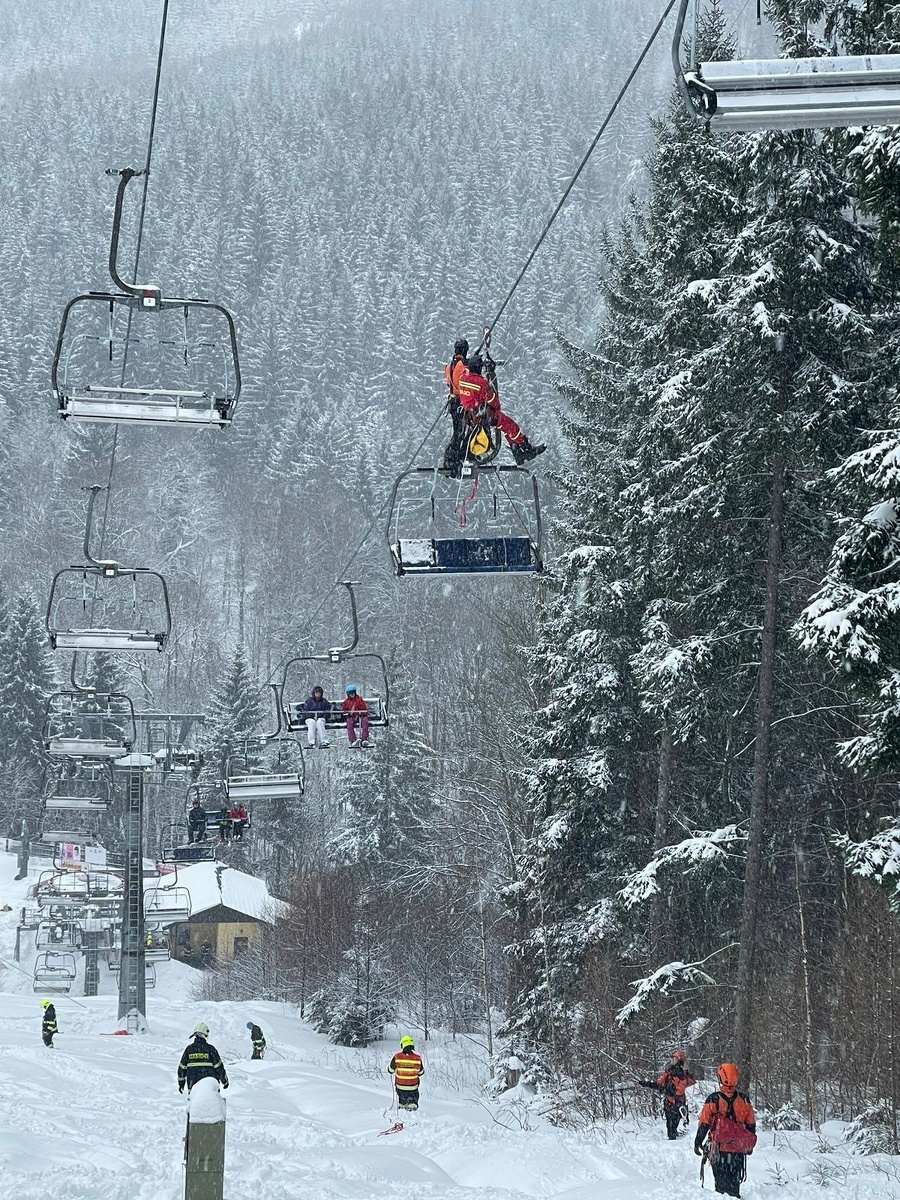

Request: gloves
left=178, top=1084, right=184, bottom=1094
left=222, top=1081, right=229, bottom=1090
left=694, top=1142, right=705, bottom=1157
left=637, top=1080, right=655, bottom=1088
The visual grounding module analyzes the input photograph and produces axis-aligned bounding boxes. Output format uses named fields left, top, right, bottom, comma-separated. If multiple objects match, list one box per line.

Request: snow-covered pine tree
left=0, top=592, right=56, bottom=771
left=199, top=644, right=265, bottom=785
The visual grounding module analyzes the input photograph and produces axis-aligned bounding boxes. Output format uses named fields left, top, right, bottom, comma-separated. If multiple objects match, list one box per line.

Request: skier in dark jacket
left=187, top=798, right=207, bottom=844
left=639, top=1049, right=696, bottom=1138
left=41, top=999, right=57, bottom=1047
left=301, top=686, right=331, bottom=749
left=177, top=1023, right=229, bottom=1092
left=247, top=1021, right=266, bottom=1059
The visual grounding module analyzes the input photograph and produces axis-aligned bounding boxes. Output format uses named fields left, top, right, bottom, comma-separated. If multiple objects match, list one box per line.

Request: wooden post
left=184, top=1078, right=226, bottom=1200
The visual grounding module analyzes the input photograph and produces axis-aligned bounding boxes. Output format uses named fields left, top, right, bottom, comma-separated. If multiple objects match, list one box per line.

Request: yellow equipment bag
left=469, top=427, right=491, bottom=457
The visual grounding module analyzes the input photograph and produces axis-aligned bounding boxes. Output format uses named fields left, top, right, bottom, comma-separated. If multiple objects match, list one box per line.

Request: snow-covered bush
left=757, top=1103, right=803, bottom=1131
left=843, top=1101, right=895, bottom=1155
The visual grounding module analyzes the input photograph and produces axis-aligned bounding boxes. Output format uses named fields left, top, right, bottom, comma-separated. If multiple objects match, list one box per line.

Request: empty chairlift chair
left=223, top=735, right=304, bottom=804
left=673, top=0, right=900, bottom=131
left=388, top=465, right=543, bottom=576
left=43, top=691, right=136, bottom=759
left=33, top=952, right=77, bottom=993
left=52, top=167, right=241, bottom=428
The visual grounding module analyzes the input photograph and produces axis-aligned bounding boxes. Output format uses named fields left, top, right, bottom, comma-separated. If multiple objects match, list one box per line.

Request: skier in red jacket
left=342, top=686, right=370, bottom=748
left=456, top=355, right=545, bottom=466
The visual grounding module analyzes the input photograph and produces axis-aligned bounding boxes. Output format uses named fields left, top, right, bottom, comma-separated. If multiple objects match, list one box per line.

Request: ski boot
left=511, top=438, right=546, bottom=466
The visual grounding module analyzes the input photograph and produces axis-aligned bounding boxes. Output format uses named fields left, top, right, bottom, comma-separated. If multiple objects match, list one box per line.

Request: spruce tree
left=200, top=645, right=265, bottom=785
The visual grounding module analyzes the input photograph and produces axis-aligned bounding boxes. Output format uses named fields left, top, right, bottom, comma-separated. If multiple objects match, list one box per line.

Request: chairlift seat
left=684, top=54, right=900, bottom=130
left=160, top=843, right=217, bottom=864
left=50, top=628, right=166, bottom=652
left=39, top=829, right=98, bottom=846
left=224, top=773, right=302, bottom=802
left=59, top=387, right=231, bottom=428
left=47, top=735, right=131, bottom=758
left=285, top=695, right=386, bottom=732
left=144, top=886, right=191, bottom=925
left=391, top=536, right=540, bottom=575
left=43, top=796, right=110, bottom=811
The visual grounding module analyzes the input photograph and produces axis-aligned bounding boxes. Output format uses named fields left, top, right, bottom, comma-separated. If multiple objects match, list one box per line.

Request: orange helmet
left=670, top=1049, right=686, bottom=1063
left=717, top=1062, right=739, bottom=1089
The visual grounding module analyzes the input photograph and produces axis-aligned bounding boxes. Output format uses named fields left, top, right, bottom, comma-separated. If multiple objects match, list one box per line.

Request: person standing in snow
left=177, top=1023, right=229, bottom=1093
left=388, top=1035, right=424, bottom=1111
left=41, top=998, right=57, bottom=1047
left=638, top=1048, right=696, bottom=1139
left=247, top=1021, right=266, bottom=1059
left=694, top=1062, right=757, bottom=1198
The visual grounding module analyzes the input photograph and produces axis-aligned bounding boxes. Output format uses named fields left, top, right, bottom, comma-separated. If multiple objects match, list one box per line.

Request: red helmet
left=670, top=1049, right=686, bottom=1064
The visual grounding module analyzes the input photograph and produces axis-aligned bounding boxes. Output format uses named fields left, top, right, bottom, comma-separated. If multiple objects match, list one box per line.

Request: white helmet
left=193, top=1022, right=209, bottom=1037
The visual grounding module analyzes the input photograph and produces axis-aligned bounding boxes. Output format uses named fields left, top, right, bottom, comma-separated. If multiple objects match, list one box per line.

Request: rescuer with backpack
left=694, top=1062, right=757, bottom=1198
left=247, top=1020, right=266, bottom=1059
left=638, top=1048, right=695, bottom=1138
left=388, top=1035, right=424, bottom=1111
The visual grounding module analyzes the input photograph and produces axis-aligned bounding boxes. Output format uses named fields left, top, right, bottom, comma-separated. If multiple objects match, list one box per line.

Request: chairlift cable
left=260, top=404, right=446, bottom=694
left=95, top=0, right=172, bottom=563
left=480, top=0, right=679, bottom=349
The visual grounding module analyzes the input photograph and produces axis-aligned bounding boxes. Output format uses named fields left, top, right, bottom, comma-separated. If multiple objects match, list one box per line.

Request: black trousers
left=42, top=1031, right=54, bottom=1047
left=711, top=1152, right=746, bottom=1197
left=664, top=1102, right=685, bottom=1139
left=396, top=1086, right=419, bottom=1109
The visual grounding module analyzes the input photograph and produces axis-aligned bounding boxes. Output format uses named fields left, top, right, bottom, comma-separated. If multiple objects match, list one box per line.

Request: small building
left=158, top=863, right=287, bottom=969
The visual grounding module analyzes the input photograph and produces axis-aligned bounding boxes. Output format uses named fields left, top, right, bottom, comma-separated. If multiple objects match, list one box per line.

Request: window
left=233, top=937, right=249, bottom=958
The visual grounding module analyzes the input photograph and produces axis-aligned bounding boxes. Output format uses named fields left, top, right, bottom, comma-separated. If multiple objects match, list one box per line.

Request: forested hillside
left=4, top=0, right=900, bottom=1136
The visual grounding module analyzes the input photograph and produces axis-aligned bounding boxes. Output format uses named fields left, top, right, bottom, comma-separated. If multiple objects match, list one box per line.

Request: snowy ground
left=1, top=851, right=899, bottom=1200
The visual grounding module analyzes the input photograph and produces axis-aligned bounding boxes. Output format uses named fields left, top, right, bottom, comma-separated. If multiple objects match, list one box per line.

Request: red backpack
left=709, top=1093, right=758, bottom=1155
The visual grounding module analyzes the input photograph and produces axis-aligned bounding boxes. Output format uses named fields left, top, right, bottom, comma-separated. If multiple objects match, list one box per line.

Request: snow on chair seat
left=51, top=627, right=166, bottom=652
left=33, top=952, right=77, bottom=992
left=44, top=795, right=111, bottom=811
left=224, top=772, right=301, bottom=802
left=60, top=387, right=231, bottom=428
left=682, top=55, right=900, bottom=130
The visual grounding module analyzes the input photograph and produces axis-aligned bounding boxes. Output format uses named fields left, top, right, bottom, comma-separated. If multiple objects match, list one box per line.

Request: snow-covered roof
left=144, top=863, right=288, bottom=924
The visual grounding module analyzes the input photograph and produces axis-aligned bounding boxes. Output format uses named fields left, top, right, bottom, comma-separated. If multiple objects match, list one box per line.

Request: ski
left=378, top=1121, right=404, bottom=1136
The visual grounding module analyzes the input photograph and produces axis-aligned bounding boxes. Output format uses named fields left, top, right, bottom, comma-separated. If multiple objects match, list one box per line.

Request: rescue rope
left=480, top=0, right=679, bottom=348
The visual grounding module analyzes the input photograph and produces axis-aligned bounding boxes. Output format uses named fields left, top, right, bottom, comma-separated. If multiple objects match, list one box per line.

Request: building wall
left=171, top=917, right=263, bottom=967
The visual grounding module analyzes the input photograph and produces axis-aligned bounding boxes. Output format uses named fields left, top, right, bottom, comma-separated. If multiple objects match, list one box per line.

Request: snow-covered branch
left=617, top=825, right=745, bottom=910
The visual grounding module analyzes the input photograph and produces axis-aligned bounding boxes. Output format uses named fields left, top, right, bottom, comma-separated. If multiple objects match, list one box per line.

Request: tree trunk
left=733, top=444, right=785, bottom=1078
left=650, top=724, right=674, bottom=959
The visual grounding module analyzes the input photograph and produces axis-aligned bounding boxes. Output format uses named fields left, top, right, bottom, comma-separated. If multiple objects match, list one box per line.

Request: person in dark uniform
left=177, top=1023, right=229, bottom=1093
left=41, top=999, right=58, bottom=1047
left=246, top=1021, right=266, bottom=1059
left=187, top=798, right=208, bottom=844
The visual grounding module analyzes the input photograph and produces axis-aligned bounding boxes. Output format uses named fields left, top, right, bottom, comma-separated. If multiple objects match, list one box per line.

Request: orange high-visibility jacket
left=697, top=1089, right=756, bottom=1145
left=444, top=355, right=467, bottom=397
left=388, top=1051, right=424, bottom=1090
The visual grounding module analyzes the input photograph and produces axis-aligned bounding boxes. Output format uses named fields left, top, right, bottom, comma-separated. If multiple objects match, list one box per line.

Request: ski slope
left=0, top=850, right=897, bottom=1200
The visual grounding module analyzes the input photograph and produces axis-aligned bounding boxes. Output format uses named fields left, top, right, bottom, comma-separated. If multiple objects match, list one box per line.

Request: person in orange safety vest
left=694, top=1062, right=757, bottom=1198
left=456, top=355, right=545, bottom=466
left=388, top=1035, right=424, bottom=1110
left=638, top=1048, right=695, bottom=1139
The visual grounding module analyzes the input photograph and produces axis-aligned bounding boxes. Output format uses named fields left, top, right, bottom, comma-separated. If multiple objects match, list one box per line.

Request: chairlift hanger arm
left=324, top=581, right=360, bottom=659
left=105, top=168, right=157, bottom=298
